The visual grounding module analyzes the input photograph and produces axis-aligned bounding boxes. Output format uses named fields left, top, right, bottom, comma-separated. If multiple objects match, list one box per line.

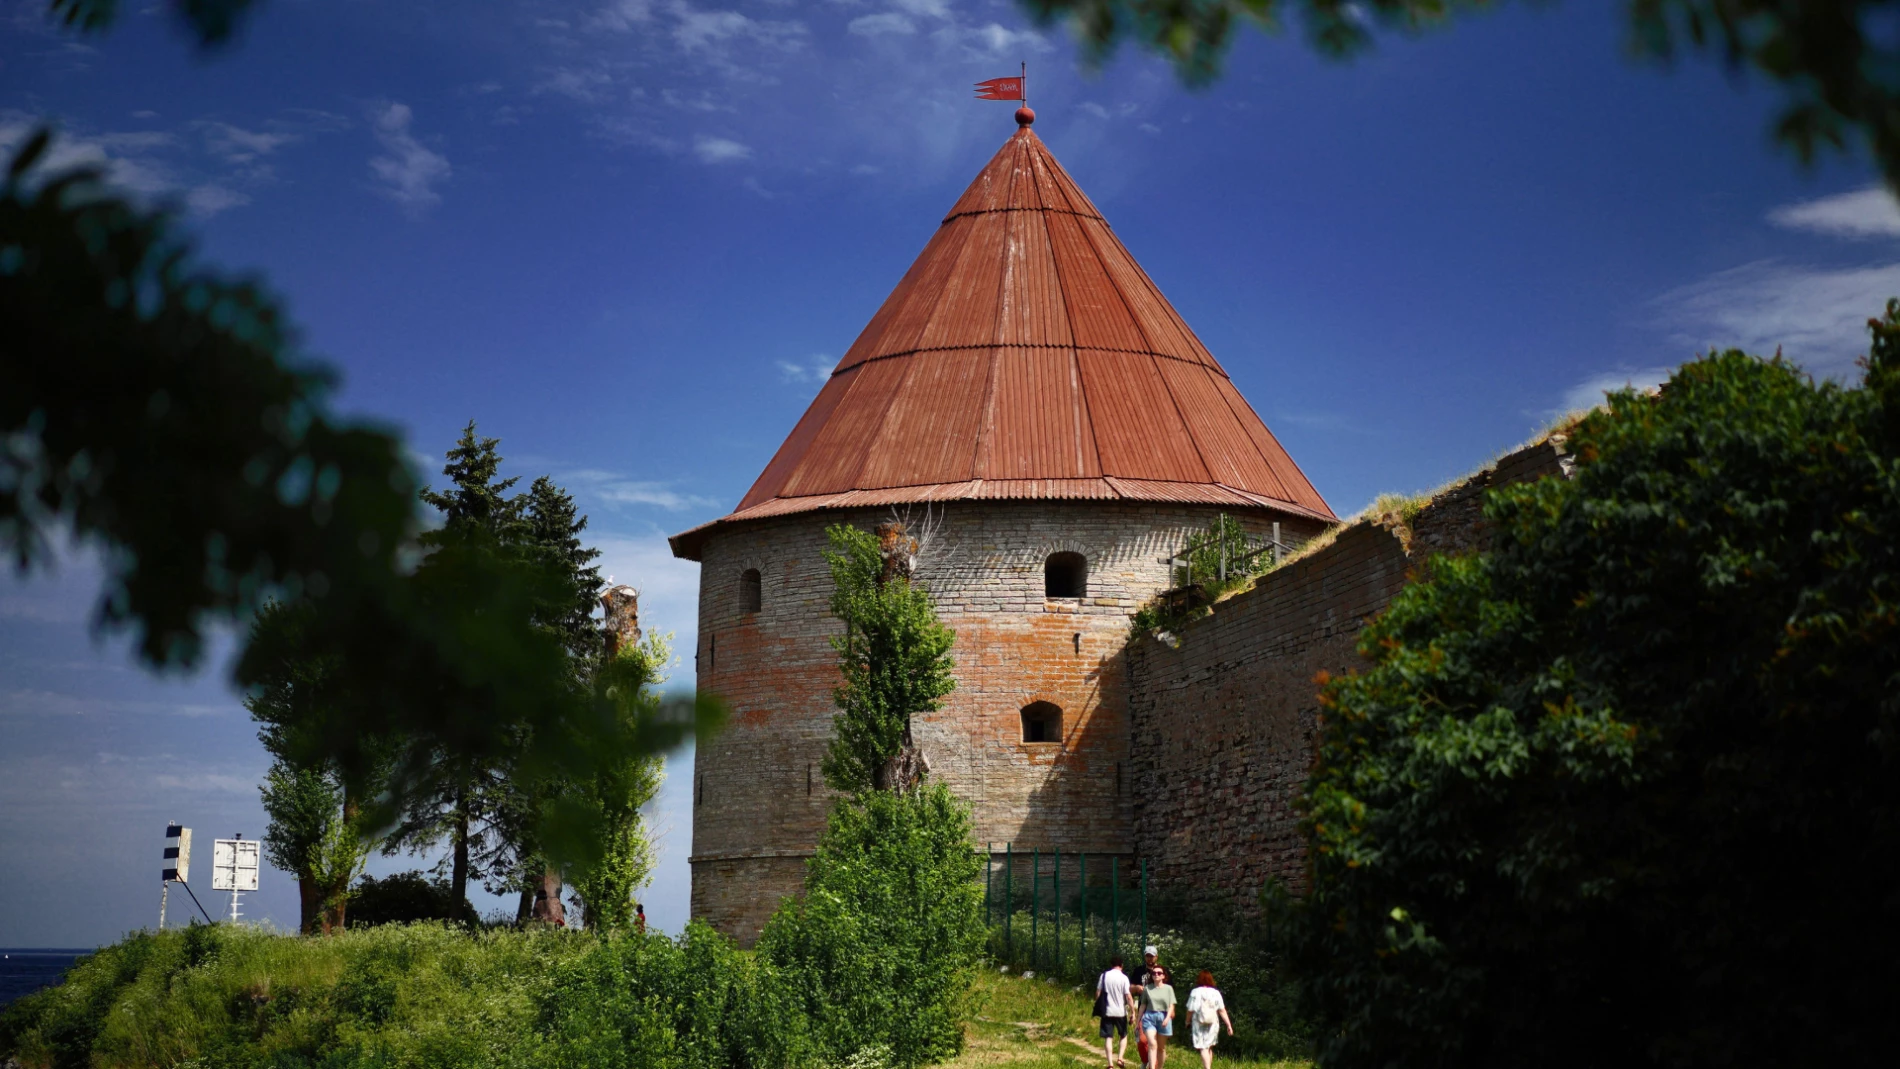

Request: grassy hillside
left=961, top=969, right=1310, bottom=1069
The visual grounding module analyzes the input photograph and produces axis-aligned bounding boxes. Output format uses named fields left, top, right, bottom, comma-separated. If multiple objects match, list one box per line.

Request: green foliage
left=759, top=785, right=986, bottom=1068
left=1287, top=329, right=1900, bottom=1066
left=348, top=871, right=481, bottom=928
left=568, top=632, right=672, bottom=932
left=2, top=132, right=719, bottom=866
left=1, top=129, right=417, bottom=671
left=1018, top=0, right=1900, bottom=190
left=1131, top=513, right=1277, bottom=636
left=985, top=910, right=1312, bottom=1062
left=0, top=924, right=820, bottom=1069
left=819, top=524, right=957, bottom=794
left=261, top=762, right=371, bottom=931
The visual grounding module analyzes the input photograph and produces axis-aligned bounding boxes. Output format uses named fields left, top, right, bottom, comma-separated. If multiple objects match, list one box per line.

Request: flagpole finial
left=1015, top=106, right=1035, bottom=127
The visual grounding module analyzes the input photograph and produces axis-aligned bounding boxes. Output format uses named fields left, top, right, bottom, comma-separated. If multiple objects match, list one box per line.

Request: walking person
left=1138, top=965, right=1176, bottom=1069
left=1095, top=954, right=1137, bottom=1068
left=1185, top=971, right=1234, bottom=1069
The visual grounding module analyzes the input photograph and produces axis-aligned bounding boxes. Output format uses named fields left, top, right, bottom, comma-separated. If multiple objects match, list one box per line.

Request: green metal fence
left=982, top=843, right=1147, bottom=980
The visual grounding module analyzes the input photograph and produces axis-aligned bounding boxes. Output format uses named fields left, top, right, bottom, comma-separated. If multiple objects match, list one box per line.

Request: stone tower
left=669, top=112, right=1335, bottom=943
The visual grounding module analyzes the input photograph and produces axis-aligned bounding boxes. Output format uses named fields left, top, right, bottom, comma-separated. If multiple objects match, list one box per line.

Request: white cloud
left=368, top=102, right=451, bottom=213
left=891, top=0, right=952, bottom=16
left=594, top=0, right=655, bottom=30
left=937, top=21, right=1051, bottom=58
left=670, top=2, right=807, bottom=53
left=1138, top=122, right=1161, bottom=134
left=1553, top=368, right=1674, bottom=417
left=195, top=121, right=295, bottom=165
left=777, top=356, right=834, bottom=388
left=1079, top=102, right=1109, bottom=120
left=694, top=135, right=752, bottom=163
left=1652, top=259, right=1900, bottom=379
left=0, top=111, right=260, bottom=216
left=849, top=12, right=916, bottom=35
left=560, top=470, right=723, bottom=512
left=538, top=65, right=616, bottom=103
left=1768, top=186, right=1900, bottom=240
left=184, top=184, right=250, bottom=214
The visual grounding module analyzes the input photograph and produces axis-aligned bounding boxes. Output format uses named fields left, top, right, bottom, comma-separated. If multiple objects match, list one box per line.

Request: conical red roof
left=671, top=120, right=1333, bottom=560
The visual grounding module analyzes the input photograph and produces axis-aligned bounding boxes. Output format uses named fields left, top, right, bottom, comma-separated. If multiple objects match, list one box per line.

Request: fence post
left=984, top=841, right=992, bottom=929
left=1031, top=848, right=1040, bottom=971
left=1140, top=857, right=1148, bottom=964
left=1005, top=842, right=1013, bottom=959
left=1111, top=856, right=1119, bottom=966
left=1079, top=852, right=1088, bottom=976
left=1054, top=848, right=1062, bottom=975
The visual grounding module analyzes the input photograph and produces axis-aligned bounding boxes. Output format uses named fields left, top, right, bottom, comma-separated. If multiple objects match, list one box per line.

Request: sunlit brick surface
left=688, top=500, right=1317, bottom=944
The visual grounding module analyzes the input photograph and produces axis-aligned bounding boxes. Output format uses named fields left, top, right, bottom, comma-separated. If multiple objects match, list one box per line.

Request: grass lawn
left=957, top=968, right=1311, bottom=1069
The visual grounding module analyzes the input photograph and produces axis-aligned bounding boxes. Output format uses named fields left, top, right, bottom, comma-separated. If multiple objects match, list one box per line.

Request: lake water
left=0, top=948, right=92, bottom=1007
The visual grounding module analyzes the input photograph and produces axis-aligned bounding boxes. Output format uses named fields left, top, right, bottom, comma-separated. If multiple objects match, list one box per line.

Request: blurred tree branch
left=1020, top=0, right=1900, bottom=189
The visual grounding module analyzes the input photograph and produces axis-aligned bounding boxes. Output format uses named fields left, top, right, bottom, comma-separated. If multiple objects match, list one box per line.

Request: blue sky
left=4, top=0, right=1899, bottom=947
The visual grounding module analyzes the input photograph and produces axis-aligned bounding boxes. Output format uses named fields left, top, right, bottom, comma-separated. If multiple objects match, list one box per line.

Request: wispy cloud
left=849, top=12, right=915, bottom=35
left=1768, top=186, right=1900, bottom=240
left=560, top=470, right=722, bottom=512
left=670, top=2, right=808, bottom=54
left=368, top=102, right=451, bottom=213
left=0, top=108, right=342, bottom=217
left=1652, top=259, right=1898, bottom=379
left=694, top=135, right=752, bottom=164
left=194, top=120, right=295, bottom=167
left=1552, top=367, right=1674, bottom=417
left=592, top=0, right=655, bottom=30
left=935, top=21, right=1051, bottom=59
left=777, top=356, right=834, bottom=392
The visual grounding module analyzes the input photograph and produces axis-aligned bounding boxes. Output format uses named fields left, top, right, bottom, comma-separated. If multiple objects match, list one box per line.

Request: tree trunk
left=297, top=875, right=320, bottom=936
left=516, top=887, right=535, bottom=925
left=873, top=721, right=930, bottom=795
left=451, top=791, right=469, bottom=916
left=531, top=867, right=565, bottom=926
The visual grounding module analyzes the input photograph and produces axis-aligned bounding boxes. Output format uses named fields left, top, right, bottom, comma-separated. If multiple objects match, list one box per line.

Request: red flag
left=975, top=76, right=1024, bottom=101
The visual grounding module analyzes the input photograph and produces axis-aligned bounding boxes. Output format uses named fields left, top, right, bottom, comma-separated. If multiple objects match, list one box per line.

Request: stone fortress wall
left=1123, top=437, right=1572, bottom=910
left=690, top=499, right=1326, bottom=943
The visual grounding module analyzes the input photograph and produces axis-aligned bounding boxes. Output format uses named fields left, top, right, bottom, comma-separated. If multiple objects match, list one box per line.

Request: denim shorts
left=1141, top=1011, right=1172, bottom=1036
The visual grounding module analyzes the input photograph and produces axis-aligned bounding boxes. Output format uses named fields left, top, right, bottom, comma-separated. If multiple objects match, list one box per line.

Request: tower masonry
left=670, top=111, right=1334, bottom=944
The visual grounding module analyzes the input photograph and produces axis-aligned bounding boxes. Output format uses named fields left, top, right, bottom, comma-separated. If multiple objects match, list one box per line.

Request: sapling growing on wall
left=819, top=520, right=957, bottom=795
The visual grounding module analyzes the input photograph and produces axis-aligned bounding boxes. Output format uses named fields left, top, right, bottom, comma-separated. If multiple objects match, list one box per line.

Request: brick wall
left=1125, top=439, right=1569, bottom=910
left=690, top=499, right=1323, bottom=943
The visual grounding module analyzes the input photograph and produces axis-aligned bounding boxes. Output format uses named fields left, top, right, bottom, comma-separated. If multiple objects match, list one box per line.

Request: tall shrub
left=1287, top=321, right=1900, bottom=1068
left=758, top=785, right=985, bottom=1067
left=819, top=522, right=956, bottom=794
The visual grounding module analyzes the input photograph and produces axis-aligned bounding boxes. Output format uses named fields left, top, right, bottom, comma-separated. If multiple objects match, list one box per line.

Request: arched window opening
left=739, top=568, right=762, bottom=614
left=1044, top=552, right=1087, bottom=599
left=1021, top=701, right=1063, bottom=744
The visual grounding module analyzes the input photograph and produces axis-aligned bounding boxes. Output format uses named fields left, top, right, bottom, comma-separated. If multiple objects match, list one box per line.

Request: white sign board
left=163, top=825, right=191, bottom=883
left=210, top=838, right=260, bottom=892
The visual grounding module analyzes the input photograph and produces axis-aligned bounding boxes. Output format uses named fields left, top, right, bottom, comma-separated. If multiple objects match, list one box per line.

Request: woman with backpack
left=1185, top=971, right=1234, bottom=1069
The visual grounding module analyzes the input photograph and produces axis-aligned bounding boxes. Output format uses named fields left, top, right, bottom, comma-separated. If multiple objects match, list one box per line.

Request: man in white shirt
left=1096, top=954, right=1137, bottom=1068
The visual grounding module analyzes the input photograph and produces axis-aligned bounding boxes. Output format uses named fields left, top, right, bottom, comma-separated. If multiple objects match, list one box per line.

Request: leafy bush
left=1289, top=336, right=1900, bottom=1067
left=0, top=923, right=817, bottom=1069
left=759, top=785, right=985, bottom=1068
left=347, top=871, right=479, bottom=928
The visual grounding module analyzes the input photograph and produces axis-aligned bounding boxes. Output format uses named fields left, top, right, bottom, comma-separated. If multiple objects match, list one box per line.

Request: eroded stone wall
left=690, top=500, right=1323, bottom=943
left=1125, top=439, right=1569, bottom=911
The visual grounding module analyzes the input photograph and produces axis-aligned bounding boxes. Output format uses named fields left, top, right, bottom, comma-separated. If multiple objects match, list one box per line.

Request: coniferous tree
left=383, top=422, right=526, bottom=912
